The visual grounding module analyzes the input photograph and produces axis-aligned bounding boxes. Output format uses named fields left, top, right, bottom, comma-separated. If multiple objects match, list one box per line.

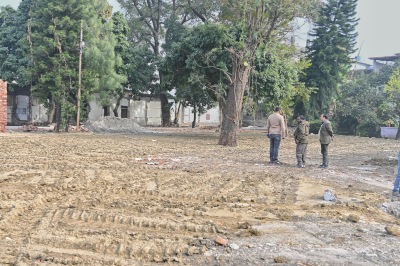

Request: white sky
left=1, top=0, right=399, bottom=63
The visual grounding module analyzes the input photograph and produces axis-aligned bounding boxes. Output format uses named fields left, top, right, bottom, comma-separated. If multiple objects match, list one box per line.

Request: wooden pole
left=76, top=20, right=83, bottom=132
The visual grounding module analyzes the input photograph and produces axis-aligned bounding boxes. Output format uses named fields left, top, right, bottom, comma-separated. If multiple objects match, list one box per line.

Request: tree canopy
left=29, top=0, right=126, bottom=130
left=0, top=0, right=32, bottom=90
left=300, top=0, right=359, bottom=118
left=3, top=0, right=389, bottom=143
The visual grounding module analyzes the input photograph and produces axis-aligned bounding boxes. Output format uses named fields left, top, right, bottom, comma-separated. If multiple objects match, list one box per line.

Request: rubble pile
left=68, top=124, right=90, bottom=132
left=381, top=201, right=400, bottom=219
left=85, top=117, right=147, bottom=134
left=22, top=124, right=38, bottom=132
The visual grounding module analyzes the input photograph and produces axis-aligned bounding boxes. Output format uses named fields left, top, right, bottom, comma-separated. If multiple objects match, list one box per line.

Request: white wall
left=180, top=106, right=220, bottom=126
left=147, top=100, right=161, bottom=126
left=87, top=94, right=162, bottom=126
left=31, top=98, right=48, bottom=124
left=7, top=96, right=48, bottom=125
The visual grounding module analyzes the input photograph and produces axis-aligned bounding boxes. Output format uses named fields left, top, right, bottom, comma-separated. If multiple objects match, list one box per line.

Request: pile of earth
left=85, top=117, right=148, bottom=134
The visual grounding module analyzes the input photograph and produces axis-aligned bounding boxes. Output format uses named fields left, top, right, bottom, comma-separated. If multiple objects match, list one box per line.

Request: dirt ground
left=0, top=128, right=400, bottom=266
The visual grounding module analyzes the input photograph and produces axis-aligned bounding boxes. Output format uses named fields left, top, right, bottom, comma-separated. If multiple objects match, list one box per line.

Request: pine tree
left=301, top=0, right=358, bottom=118
left=30, top=0, right=126, bottom=130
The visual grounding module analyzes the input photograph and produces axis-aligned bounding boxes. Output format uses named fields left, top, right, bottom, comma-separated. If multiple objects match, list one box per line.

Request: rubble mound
left=381, top=201, right=400, bottom=219
left=85, top=117, right=147, bottom=134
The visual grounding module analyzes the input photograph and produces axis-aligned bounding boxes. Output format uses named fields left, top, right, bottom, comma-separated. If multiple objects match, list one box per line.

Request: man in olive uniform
left=294, top=115, right=309, bottom=168
left=319, top=114, right=334, bottom=168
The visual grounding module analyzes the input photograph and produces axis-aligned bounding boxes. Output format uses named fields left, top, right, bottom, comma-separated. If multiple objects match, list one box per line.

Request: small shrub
left=309, top=119, right=337, bottom=134
left=336, top=115, right=358, bottom=135
left=309, top=119, right=322, bottom=134
left=356, top=119, right=380, bottom=137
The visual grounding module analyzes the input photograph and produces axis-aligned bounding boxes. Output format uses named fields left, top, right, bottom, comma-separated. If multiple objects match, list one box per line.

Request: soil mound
left=85, top=117, right=147, bottom=134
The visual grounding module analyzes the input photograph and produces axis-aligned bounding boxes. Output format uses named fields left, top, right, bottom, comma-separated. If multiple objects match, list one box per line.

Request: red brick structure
left=0, top=80, right=7, bottom=133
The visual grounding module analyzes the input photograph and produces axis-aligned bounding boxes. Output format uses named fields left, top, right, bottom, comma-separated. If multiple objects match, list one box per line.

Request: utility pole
left=76, top=20, right=84, bottom=132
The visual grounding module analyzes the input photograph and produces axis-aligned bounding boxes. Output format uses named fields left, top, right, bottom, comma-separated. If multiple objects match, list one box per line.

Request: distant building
left=369, top=53, right=400, bottom=72
left=6, top=87, right=220, bottom=127
left=6, top=87, right=48, bottom=126
left=88, top=91, right=219, bottom=127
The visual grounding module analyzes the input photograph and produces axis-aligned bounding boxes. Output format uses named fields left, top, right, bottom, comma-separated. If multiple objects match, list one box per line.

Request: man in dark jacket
left=294, top=115, right=309, bottom=168
left=319, top=114, right=334, bottom=168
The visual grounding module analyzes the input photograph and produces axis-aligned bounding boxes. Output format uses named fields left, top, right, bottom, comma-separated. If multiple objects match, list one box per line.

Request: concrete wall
left=372, top=60, right=387, bottom=72
left=179, top=105, right=220, bottom=126
left=381, top=127, right=398, bottom=139
left=7, top=96, right=48, bottom=125
left=31, top=98, right=48, bottom=124
left=146, top=100, right=162, bottom=126
left=76, top=93, right=223, bottom=127
left=87, top=94, right=162, bottom=126
left=0, top=80, right=7, bottom=132
left=130, top=99, right=146, bottom=125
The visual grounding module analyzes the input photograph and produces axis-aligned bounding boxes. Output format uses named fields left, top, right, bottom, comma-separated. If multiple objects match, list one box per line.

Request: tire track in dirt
left=2, top=132, right=398, bottom=265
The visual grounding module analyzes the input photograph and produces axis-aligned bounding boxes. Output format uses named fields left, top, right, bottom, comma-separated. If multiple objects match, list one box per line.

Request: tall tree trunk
left=218, top=64, right=251, bottom=146
left=173, top=101, right=182, bottom=126
left=113, top=94, right=124, bottom=117
left=218, top=98, right=225, bottom=130
left=160, top=92, right=170, bottom=127
left=65, top=116, right=70, bottom=132
left=192, top=106, right=197, bottom=128
left=155, top=35, right=171, bottom=127
left=396, top=126, right=400, bottom=140
left=54, top=101, right=61, bottom=132
left=48, top=99, right=56, bottom=124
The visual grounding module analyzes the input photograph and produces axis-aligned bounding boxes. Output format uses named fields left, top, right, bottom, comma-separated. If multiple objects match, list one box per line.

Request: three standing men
left=267, top=110, right=334, bottom=168
left=318, top=114, right=334, bottom=168
left=266, top=107, right=286, bottom=164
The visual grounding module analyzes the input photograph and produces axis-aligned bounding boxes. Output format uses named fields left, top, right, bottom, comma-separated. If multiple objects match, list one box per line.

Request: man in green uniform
left=319, top=114, right=334, bottom=168
left=294, top=115, right=309, bottom=168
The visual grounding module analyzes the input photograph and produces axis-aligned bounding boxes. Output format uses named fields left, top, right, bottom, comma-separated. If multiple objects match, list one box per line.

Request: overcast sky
left=1, top=0, right=399, bottom=63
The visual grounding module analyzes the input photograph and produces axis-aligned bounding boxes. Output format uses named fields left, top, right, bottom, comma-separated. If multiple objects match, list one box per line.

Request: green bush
left=309, top=119, right=337, bottom=134
left=356, top=119, right=380, bottom=137
left=336, top=115, right=357, bottom=135
left=309, top=119, right=322, bottom=134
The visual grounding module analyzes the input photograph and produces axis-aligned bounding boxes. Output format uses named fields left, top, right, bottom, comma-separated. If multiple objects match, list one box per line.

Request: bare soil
left=0, top=129, right=400, bottom=266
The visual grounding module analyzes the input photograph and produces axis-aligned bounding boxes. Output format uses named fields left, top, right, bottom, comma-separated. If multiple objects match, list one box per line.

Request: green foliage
left=302, top=0, right=359, bottom=118
left=111, top=12, right=155, bottom=100
left=124, top=45, right=157, bottom=95
left=309, top=119, right=321, bottom=134
left=118, top=0, right=177, bottom=126
left=336, top=65, right=397, bottom=136
left=309, top=119, right=336, bottom=134
left=162, top=23, right=232, bottom=118
left=250, top=43, right=312, bottom=116
left=385, top=67, right=400, bottom=117
left=30, top=0, right=126, bottom=125
left=356, top=119, right=380, bottom=138
left=0, top=0, right=32, bottom=90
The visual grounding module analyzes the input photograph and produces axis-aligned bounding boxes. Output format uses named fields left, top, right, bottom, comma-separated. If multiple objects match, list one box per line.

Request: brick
left=0, top=80, right=7, bottom=132
left=385, top=225, right=400, bottom=237
left=215, top=236, right=228, bottom=246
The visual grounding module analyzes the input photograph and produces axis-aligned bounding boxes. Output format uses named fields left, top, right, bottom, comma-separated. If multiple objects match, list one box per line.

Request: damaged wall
left=0, top=80, right=7, bottom=132
left=88, top=94, right=162, bottom=126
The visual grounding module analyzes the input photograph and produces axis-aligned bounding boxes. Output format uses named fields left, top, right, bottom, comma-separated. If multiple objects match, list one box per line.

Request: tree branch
left=187, top=0, right=207, bottom=22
